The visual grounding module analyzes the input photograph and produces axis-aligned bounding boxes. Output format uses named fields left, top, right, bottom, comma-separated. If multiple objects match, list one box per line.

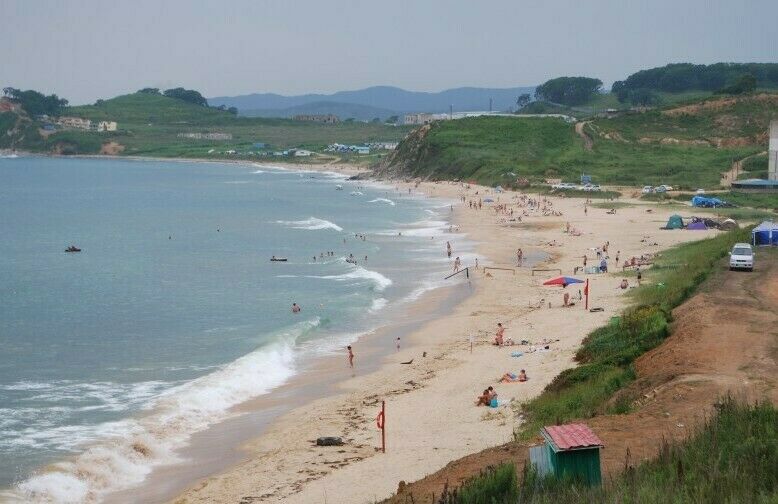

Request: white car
left=696, top=188, right=706, bottom=194
left=584, top=184, right=602, bottom=192
left=654, top=186, right=667, bottom=193
left=660, top=185, right=674, bottom=191
left=642, top=186, right=653, bottom=194
left=729, top=243, right=754, bottom=271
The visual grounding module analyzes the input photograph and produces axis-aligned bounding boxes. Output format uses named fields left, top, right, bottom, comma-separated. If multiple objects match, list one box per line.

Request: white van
left=729, top=243, right=754, bottom=271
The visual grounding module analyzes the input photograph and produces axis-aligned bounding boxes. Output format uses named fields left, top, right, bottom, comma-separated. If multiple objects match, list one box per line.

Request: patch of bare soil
left=100, top=141, right=125, bottom=155
left=385, top=252, right=778, bottom=503
left=662, top=93, right=778, bottom=116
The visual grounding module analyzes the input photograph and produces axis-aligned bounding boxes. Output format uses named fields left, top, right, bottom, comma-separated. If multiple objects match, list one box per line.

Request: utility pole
left=449, top=104, right=453, bottom=119
left=489, top=97, right=493, bottom=112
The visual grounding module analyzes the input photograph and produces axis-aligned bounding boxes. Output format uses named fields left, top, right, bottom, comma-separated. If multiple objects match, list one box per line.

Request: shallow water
left=0, top=156, right=475, bottom=501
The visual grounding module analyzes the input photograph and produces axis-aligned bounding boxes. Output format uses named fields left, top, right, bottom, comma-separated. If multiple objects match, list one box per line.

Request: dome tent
left=664, top=214, right=684, bottom=230
left=752, top=221, right=778, bottom=246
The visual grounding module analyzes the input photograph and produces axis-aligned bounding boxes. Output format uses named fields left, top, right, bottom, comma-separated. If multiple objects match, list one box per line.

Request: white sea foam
left=367, top=198, right=395, bottom=206
left=8, top=319, right=320, bottom=504
left=369, top=297, right=388, bottom=312
left=316, top=265, right=392, bottom=292
left=350, top=191, right=363, bottom=196
left=275, top=217, right=343, bottom=232
left=250, top=169, right=265, bottom=174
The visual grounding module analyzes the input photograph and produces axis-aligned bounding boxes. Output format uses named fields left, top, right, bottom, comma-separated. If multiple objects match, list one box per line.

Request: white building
left=96, top=121, right=118, bottom=132
left=56, top=116, right=92, bottom=130
left=293, top=149, right=313, bottom=157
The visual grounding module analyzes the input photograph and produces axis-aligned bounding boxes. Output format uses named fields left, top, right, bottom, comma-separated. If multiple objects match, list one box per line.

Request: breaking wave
left=368, top=198, right=395, bottom=206
left=275, top=217, right=343, bottom=232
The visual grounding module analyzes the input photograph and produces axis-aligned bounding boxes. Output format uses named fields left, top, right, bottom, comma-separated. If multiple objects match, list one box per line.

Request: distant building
left=403, top=113, right=437, bottom=125
left=96, top=121, right=117, bottom=132
left=177, top=132, right=233, bottom=140
left=292, top=114, right=339, bottom=124
left=56, top=116, right=92, bottom=130
left=0, top=98, right=21, bottom=113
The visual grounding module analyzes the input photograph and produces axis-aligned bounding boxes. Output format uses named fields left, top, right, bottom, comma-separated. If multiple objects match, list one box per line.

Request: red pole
left=381, top=400, right=386, bottom=453
left=585, top=279, right=589, bottom=310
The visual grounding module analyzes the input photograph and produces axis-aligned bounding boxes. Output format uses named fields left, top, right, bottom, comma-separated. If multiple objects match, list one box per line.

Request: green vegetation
left=2, top=87, right=68, bottom=116
left=612, top=62, right=778, bottom=99
left=535, top=77, right=603, bottom=106
left=472, top=399, right=777, bottom=503
left=436, top=464, right=519, bottom=503
left=384, top=113, right=761, bottom=189
left=161, top=87, right=209, bottom=107
left=716, top=73, right=757, bottom=95
left=515, top=228, right=749, bottom=441
left=740, top=153, right=769, bottom=179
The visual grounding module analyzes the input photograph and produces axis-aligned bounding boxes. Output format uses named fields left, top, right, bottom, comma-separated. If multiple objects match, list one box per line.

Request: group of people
left=476, top=323, right=530, bottom=405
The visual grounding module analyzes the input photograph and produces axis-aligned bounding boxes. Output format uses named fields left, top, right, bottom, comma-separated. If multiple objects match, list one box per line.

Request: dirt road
left=575, top=121, right=593, bottom=151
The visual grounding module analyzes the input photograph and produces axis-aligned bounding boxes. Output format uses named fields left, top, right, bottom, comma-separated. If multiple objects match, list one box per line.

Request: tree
left=138, top=87, right=160, bottom=95
left=516, top=93, right=531, bottom=109
left=371, top=117, right=381, bottom=123
left=385, top=115, right=399, bottom=124
left=716, top=74, right=757, bottom=95
left=163, top=87, right=208, bottom=106
left=627, top=88, right=661, bottom=106
left=227, top=106, right=238, bottom=115
left=534, top=77, right=603, bottom=106
left=2, top=87, right=68, bottom=116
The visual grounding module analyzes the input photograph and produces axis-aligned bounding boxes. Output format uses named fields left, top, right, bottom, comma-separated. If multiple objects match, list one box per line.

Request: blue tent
left=692, top=195, right=728, bottom=208
left=752, top=221, right=778, bottom=246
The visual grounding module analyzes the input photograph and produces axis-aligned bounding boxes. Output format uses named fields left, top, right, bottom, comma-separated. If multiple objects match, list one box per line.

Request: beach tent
left=691, top=195, right=731, bottom=208
left=687, top=220, right=707, bottom=230
left=752, top=221, right=778, bottom=246
left=664, top=215, right=684, bottom=229
left=721, top=219, right=738, bottom=230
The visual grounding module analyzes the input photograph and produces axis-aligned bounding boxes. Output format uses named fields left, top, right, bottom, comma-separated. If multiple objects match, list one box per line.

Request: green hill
left=379, top=93, right=774, bottom=189
left=4, top=93, right=412, bottom=157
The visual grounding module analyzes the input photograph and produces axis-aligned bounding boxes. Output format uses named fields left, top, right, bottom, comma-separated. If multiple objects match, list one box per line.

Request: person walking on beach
left=453, top=256, right=461, bottom=273
left=446, top=241, right=452, bottom=258
left=495, top=323, right=505, bottom=346
left=516, top=248, right=523, bottom=266
left=347, top=345, right=354, bottom=368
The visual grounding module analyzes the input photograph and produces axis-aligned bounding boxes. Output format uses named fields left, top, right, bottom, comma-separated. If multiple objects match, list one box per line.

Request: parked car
left=642, top=186, right=653, bottom=194
left=584, top=184, right=602, bottom=192
left=659, top=185, right=674, bottom=191
left=654, top=186, right=667, bottom=193
left=696, top=188, right=706, bottom=194
left=729, top=243, right=754, bottom=271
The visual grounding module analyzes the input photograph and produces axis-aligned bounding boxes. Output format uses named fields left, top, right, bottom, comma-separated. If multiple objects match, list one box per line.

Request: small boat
left=65, top=246, right=81, bottom=253
left=270, top=256, right=288, bottom=262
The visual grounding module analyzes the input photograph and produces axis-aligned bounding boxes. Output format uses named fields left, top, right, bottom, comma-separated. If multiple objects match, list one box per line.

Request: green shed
left=529, top=423, right=604, bottom=486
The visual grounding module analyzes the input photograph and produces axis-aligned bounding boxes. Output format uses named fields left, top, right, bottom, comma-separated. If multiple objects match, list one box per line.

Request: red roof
left=542, top=423, right=603, bottom=451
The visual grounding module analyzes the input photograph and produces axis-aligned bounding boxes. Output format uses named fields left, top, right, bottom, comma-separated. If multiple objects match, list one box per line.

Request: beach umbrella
left=543, top=276, right=584, bottom=287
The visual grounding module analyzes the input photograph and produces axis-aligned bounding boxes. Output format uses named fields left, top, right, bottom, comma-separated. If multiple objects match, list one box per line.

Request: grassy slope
left=26, top=93, right=412, bottom=157
left=385, top=117, right=758, bottom=189
left=466, top=400, right=777, bottom=504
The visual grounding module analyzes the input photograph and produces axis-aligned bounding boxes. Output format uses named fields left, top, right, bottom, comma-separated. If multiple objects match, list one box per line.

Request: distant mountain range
left=208, top=85, right=536, bottom=120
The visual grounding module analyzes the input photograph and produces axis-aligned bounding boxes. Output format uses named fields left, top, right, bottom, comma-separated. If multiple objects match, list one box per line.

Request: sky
left=2, top=0, right=776, bottom=104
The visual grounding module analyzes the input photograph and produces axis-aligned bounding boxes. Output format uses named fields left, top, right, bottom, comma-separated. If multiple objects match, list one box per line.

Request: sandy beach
left=134, top=165, right=724, bottom=504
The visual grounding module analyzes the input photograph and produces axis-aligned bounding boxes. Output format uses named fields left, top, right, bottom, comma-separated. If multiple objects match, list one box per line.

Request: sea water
left=0, top=156, right=475, bottom=502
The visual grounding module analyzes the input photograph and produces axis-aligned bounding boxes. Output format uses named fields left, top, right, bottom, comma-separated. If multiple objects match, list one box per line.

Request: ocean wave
left=275, top=217, right=343, bottom=232
left=369, top=298, right=388, bottom=312
left=367, top=198, right=395, bottom=206
left=315, top=265, right=392, bottom=292
left=350, top=191, right=363, bottom=196
left=8, top=319, right=321, bottom=503
left=250, top=169, right=265, bottom=174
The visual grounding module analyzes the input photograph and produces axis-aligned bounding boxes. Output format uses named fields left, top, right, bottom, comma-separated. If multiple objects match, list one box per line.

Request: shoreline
left=0, top=156, right=480, bottom=503
left=165, top=178, right=724, bottom=504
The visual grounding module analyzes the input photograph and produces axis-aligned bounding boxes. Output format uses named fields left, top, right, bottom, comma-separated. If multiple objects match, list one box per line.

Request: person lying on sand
left=500, top=370, right=528, bottom=383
